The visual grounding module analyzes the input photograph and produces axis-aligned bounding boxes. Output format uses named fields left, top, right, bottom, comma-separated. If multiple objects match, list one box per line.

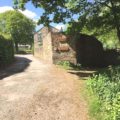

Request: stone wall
left=52, top=33, right=77, bottom=64
left=34, top=33, right=43, bottom=59
left=34, top=26, right=76, bottom=64
left=37, top=26, right=59, bottom=39
left=34, top=28, right=120, bottom=67
left=34, top=27, right=50, bottom=59
left=43, top=32, right=53, bottom=64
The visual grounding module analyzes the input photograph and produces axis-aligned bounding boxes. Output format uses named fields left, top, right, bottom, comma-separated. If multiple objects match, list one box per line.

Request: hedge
left=0, top=34, right=14, bottom=67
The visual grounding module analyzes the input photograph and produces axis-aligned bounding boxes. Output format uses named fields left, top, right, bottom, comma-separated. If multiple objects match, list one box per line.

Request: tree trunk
left=110, top=0, right=120, bottom=42
left=113, top=12, right=120, bottom=41
left=15, top=42, right=18, bottom=53
left=116, top=26, right=120, bottom=42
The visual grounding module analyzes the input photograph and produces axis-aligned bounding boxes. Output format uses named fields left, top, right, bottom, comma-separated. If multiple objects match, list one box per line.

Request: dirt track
left=0, top=55, right=88, bottom=120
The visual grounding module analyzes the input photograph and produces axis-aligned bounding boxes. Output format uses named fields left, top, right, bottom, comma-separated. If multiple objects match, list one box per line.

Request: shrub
left=57, top=61, right=82, bottom=70
left=0, top=34, right=14, bottom=67
left=56, top=61, right=73, bottom=69
left=87, top=66, right=120, bottom=120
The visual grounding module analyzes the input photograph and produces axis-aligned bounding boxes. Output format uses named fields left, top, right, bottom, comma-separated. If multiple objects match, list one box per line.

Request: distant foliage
left=0, top=34, right=14, bottom=67
left=82, top=27, right=119, bottom=49
left=88, top=66, right=120, bottom=120
left=0, top=10, right=35, bottom=53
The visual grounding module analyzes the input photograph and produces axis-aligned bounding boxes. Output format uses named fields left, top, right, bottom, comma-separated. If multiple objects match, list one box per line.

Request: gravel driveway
left=0, top=55, right=88, bottom=120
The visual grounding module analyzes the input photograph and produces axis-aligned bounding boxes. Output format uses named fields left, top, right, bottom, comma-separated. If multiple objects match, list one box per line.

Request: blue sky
left=0, top=0, right=65, bottom=31
left=0, top=0, right=43, bottom=19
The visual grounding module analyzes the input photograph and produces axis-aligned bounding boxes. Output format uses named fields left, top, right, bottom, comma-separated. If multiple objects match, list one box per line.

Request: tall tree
left=13, top=0, right=120, bottom=41
left=86, top=0, right=120, bottom=41
left=0, top=10, right=35, bottom=52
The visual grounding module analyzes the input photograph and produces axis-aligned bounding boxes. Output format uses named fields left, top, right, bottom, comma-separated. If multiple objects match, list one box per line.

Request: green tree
left=0, top=10, right=35, bottom=52
left=85, top=0, right=120, bottom=42
left=13, top=0, right=120, bottom=42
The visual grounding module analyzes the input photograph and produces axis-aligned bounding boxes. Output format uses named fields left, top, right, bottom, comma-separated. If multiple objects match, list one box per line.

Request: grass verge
left=87, top=66, right=120, bottom=120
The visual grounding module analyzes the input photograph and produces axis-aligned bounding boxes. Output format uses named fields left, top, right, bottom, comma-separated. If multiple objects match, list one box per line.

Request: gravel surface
left=0, top=55, right=89, bottom=120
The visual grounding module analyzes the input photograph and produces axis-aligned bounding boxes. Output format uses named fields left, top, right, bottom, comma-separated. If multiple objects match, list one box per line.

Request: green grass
left=56, top=61, right=82, bottom=70
left=89, top=97, right=102, bottom=120
left=56, top=61, right=74, bottom=70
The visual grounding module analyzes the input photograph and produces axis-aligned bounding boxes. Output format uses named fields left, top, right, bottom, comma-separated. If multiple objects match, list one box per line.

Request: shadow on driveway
left=0, top=55, right=32, bottom=80
left=68, top=69, right=96, bottom=80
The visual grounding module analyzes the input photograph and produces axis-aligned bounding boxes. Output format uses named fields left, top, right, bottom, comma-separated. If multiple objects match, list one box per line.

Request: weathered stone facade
left=34, top=26, right=76, bottom=64
left=34, top=28, right=120, bottom=67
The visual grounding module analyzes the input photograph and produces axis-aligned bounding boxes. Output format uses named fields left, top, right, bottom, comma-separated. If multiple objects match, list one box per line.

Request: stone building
left=34, top=26, right=111, bottom=67
left=34, top=26, right=76, bottom=64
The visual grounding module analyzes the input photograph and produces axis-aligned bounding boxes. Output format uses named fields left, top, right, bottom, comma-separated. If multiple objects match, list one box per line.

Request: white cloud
left=55, top=24, right=66, bottom=31
left=0, top=6, right=37, bottom=20
left=0, top=6, right=13, bottom=13
left=19, top=9, right=37, bottom=19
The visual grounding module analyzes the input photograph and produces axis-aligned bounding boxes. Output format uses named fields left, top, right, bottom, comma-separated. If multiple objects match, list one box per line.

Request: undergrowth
left=87, top=66, right=120, bottom=120
left=56, top=61, right=81, bottom=70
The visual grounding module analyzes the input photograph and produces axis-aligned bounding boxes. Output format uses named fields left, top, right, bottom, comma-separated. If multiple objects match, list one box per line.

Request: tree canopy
left=0, top=10, right=35, bottom=52
left=13, top=0, right=120, bottom=42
